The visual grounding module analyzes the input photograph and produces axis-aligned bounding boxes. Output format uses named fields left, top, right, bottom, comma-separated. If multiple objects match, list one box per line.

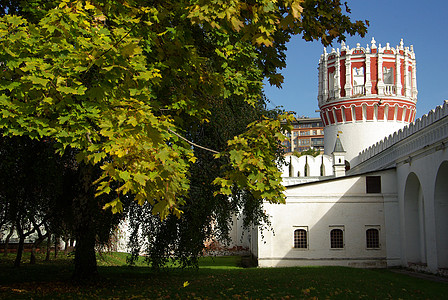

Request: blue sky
left=263, top=0, right=448, bottom=119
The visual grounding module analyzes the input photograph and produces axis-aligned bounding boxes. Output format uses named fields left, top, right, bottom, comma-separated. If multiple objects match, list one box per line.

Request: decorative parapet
left=318, top=38, right=417, bottom=108
left=351, top=101, right=448, bottom=173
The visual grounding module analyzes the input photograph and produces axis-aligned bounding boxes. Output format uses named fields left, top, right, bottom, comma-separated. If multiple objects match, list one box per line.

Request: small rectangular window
left=366, top=176, right=381, bottom=193
left=293, top=226, right=308, bottom=249
left=330, top=226, right=344, bottom=249
left=365, top=226, right=381, bottom=249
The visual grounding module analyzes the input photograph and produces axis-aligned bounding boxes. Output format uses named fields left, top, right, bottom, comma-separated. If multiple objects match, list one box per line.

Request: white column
left=404, top=50, right=411, bottom=98
left=335, top=51, right=341, bottom=99
left=365, top=53, right=372, bottom=95
left=318, top=58, right=323, bottom=104
left=344, top=54, right=352, bottom=97
left=395, top=47, right=402, bottom=96
left=377, top=48, right=385, bottom=95
left=323, top=51, right=328, bottom=102
left=412, top=58, right=418, bottom=100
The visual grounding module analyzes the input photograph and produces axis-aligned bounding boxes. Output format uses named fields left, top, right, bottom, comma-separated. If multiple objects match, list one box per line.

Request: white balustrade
left=384, top=84, right=396, bottom=95
left=352, top=85, right=365, bottom=96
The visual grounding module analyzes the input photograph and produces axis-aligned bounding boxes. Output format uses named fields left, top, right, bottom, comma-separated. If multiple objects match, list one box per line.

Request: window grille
left=330, top=229, right=344, bottom=248
left=294, top=229, right=307, bottom=248
left=366, top=228, right=380, bottom=248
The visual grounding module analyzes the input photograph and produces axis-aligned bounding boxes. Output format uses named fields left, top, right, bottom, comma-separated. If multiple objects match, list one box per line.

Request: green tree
left=293, top=148, right=321, bottom=158
left=0, top=136, right=63, bottom=267
left=127, top=94, right=279, bottom=269
left=0, top=0, right=366, bottom=216
left=0, top=0, right=367, bottom=279
left=0, top=136, right=127, bottom=278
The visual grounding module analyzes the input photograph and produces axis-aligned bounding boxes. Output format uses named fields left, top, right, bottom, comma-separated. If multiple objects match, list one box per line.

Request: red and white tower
left=318, top=38, right=417, bottom=166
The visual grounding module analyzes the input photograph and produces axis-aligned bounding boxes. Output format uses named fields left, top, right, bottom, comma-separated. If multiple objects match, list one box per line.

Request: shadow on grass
left=1, top=252, right=448, bottom=299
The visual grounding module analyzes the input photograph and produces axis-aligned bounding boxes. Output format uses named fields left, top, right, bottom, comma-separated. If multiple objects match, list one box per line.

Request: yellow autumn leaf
left=290, top=0, right=303, bottom=19
left=85, top=1, right=95, bottom=10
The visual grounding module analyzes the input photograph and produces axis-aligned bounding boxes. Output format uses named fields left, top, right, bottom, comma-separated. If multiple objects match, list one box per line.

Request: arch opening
left=404, top=172, right=426, bottom=265
left=435, top=161, right=448, bottom=268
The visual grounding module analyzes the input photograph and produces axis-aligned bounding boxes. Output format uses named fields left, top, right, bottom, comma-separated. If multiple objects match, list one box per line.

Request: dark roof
left=285, top=167, right=396, bottom=189
left=333, top=136, right=345, bottom=153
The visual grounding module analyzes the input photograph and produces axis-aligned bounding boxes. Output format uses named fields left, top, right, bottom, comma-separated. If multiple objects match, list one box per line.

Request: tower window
left=366, top=176, right=381, bottom=193
left=383, top=67, right=394, bottom=84
left=407, top=70, right=412, bottom=88
left=328, top=71, right=335, bottom=98
left=353, top=67, right=365, bottom=86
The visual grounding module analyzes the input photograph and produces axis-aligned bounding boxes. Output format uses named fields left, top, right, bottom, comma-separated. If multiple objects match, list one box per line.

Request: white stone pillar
left=335, top=50, right=341, bottom=99
left=412, top=56, right=418, bottom=100
left=404, top=49, right=411, bottom=98
left=344, top=53, right=352, bottom=97
left=323, top=49, right=328, bottom=102
left=365, top=52, right=372, bottom=96
left=377, top=47, right=385, bottom=95
left=395, top=47, right=402, bottom=96
left=318, top=58, right=323, bottom=104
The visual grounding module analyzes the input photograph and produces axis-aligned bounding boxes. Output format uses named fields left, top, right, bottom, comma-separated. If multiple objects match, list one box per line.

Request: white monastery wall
left=396, top=146, right=448, bottom=273
left=227, top=213, right=251, bottom=249
left=256, top=169, right=397, bottom=268
left=253, top=36, right=447, bottom=274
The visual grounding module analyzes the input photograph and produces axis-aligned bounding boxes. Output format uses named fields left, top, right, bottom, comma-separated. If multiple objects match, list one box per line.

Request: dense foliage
left=0, top=0, right=366, bottom=217
left=0, top=136, right=126, bottom=272
left=0, top=0, right=367, bottom=277
left=127, top=96, right=278, bottom=269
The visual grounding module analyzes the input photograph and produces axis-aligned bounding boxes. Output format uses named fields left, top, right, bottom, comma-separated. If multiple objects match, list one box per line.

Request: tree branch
left=168, top=128, right=219, bottom=154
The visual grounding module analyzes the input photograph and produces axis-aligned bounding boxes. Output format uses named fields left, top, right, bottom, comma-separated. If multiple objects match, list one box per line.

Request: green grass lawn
left=1, top=252, right=447, bottom=299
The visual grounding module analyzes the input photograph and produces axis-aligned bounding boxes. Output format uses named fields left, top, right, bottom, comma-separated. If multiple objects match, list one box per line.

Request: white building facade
left=251, top=39, right=448, bottom=275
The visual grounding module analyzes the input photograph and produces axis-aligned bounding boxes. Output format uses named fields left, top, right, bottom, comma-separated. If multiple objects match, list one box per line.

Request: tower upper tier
left=318, top=38, right=417, bottom=126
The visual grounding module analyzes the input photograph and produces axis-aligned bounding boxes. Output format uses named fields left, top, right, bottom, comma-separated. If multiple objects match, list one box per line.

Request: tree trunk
left=54, top=235, right=59, bottom=258
left=71, top=164, right=99, bottom=283
left=3, top=225, right=14, bottom=256
left=73, top=222, right=98, bottom=283
left=14, top=236, right=25, bottom=267
left=45, top=234, right=51, bottom=261
left=30, top=243, right=36, bottom=264
left=30, top=234, right=47, bottom=264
